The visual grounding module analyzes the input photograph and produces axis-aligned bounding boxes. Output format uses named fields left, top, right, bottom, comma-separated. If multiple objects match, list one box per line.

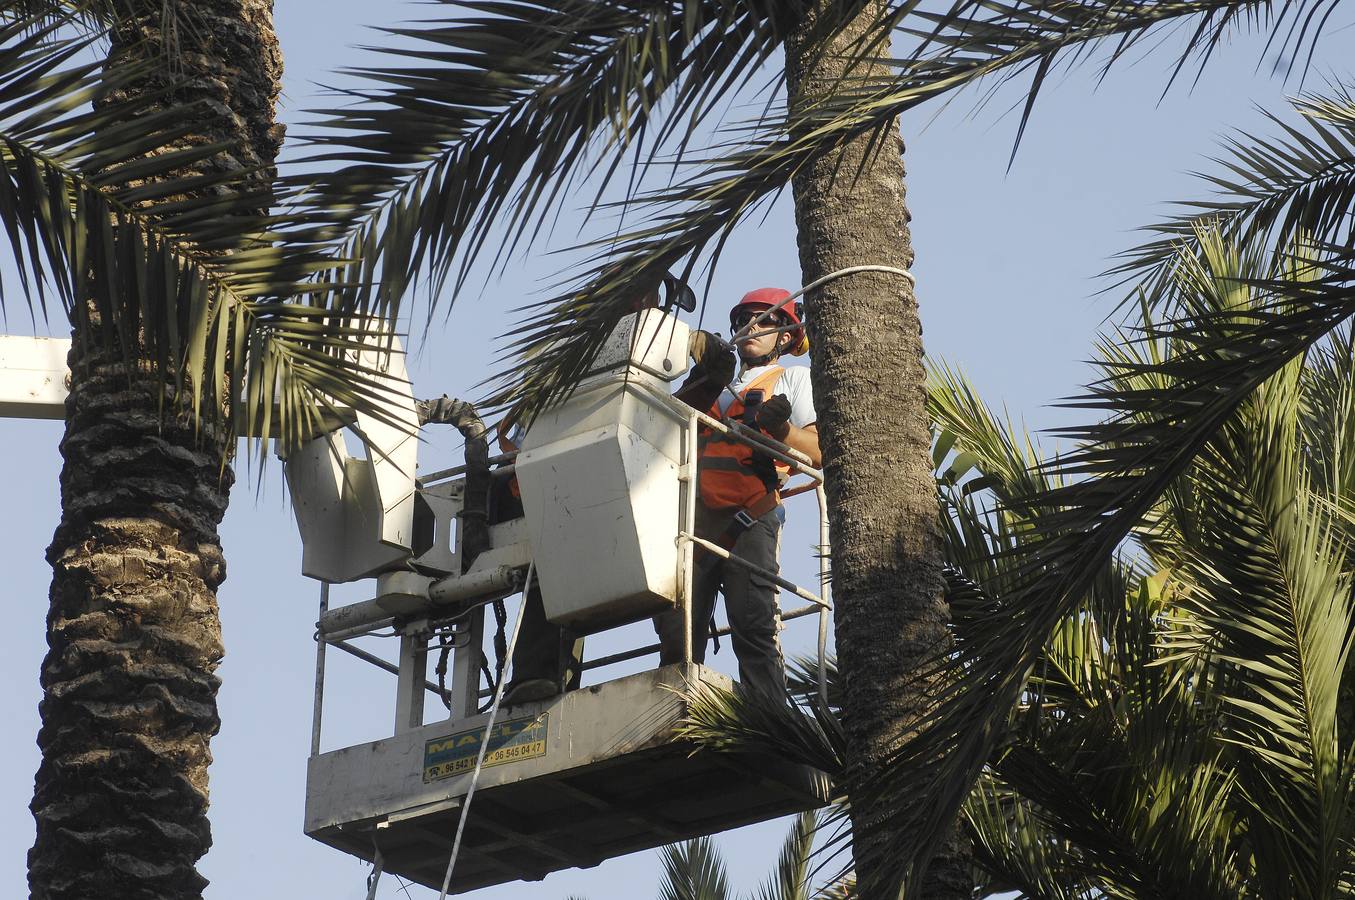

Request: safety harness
left=694, top=367, right=791, bottom=653
left=698, top=366, right=787, bottom=508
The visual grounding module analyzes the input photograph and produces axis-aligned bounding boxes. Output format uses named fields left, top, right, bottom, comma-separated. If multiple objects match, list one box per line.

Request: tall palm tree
left=29, top=4, right=286, bottom=896
left=783, top=4, right=968, bottom=895
left=0, top=6, right=400, bottom=897
left=958, top=231, right=1355, bottom=899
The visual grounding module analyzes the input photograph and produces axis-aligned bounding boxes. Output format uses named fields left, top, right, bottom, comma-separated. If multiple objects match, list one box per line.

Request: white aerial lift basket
left=515, top=308, right=691, bottom=632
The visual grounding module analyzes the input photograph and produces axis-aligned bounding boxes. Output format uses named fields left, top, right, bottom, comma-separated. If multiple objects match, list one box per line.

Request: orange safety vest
left=698, top=366, right=789, bottom=511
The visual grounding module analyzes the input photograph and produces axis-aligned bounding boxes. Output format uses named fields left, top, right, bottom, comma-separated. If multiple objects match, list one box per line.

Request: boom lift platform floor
left=306, top=664, right=831, bottom=893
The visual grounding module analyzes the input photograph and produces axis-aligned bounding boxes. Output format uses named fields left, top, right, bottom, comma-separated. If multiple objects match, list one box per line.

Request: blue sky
left=0, top=4, right=1350, bottom=898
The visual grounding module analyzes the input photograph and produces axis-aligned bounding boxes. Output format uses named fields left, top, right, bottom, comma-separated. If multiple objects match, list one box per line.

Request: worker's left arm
left=755, top=394, right=821, bottom=469
left=783, top=422, right=821, bottom=469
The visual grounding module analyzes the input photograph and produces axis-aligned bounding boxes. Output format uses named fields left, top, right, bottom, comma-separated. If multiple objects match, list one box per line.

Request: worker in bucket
left=655, top=287, right=821, bottom=698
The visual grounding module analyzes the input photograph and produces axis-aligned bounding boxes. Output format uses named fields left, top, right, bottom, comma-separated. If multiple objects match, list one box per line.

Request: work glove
left=688, top=330, right=736, bottom=387
left=756, top=394, right=793, bottom=441
left=675, top=331, right=735, bottom=412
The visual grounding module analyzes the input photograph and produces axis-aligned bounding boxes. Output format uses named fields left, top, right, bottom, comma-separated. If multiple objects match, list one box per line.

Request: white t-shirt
left=717, top=363, right=816, bottom=428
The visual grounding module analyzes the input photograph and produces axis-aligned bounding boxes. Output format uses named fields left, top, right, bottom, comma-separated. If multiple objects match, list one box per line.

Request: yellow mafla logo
left=423, top=715, right=548, bottom=783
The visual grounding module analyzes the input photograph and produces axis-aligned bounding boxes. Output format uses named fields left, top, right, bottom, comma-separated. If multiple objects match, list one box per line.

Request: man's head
left=730, top=287, right=807, bottom=365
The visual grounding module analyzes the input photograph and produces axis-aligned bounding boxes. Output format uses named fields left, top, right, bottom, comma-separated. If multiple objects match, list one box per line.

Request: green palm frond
left=1021, top=575, right=1242, bottom=897
left=1301, top=323, right=1355, bottom=511
left=929, top=379, right=1243, bottom=896
left=659, top=834, right=732, bottom=900
left=656, top=809, right=854, bottom=900
left=993, top=740, right=1241, bottom=898
left=928, top=364, right=1089, bottom=646
left=930, top=362, right=1050, bottom=504
left=690, top=349, right=1355, bottom=895
left=930, top=365, right=1146, bottom=740
left=857, top=225, right=1355, bottom=892
left=939, top=231, right=1355, bottom=897
left=753, top=810, right=818, bottom=900
left=678, top=681, right=847, bottom=779
left=0, top=6, right=408, bottom=458
left=481, top=0, right=1303, bottom=418
left=4, top=0, right=115, bottom=32
left=904, top=0, right=1333, bottom=150
left=935, top=231, right=1355, bottom=898
left=787, top=654, right=841, bottom=712
left=964, top=773, right=1092, bottom=900
left=1163, top=386, right=1355, bottom=896
left=294, top=0, right=832, bottom=337
left=1115, top=87, right=1355, bottom=310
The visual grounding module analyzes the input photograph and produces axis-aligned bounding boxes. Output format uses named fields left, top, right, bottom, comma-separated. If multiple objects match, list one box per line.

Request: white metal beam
left=0, top=334, right=369, bottom=432
left=0, top=335, right=69, bottom=420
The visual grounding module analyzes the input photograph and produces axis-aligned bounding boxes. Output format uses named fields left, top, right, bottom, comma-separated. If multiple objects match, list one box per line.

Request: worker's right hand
left=688, top=330, right=736, bottom=386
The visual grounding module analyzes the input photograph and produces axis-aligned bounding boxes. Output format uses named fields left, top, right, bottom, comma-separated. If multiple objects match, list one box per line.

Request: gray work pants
left=655, top=504, right=786, bottom=698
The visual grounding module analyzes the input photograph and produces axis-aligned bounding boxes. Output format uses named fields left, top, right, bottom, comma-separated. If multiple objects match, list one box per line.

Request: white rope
left=728, top=264, right=916, bottom=344
left=437, top=562, right=535, bottom=900
left=365, top=844, right=384, bottom=900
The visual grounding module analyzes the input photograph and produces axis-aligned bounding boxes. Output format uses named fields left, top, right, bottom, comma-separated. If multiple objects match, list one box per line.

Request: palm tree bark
left=28, top=3, right=282, bottom=898
left=784, top=4, right=971, bottom=897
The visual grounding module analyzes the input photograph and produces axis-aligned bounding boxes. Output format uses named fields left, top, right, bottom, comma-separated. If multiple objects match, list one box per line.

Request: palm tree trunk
left=784, top=4, right=970, bottom=897
left=28, top=3, right=282, bottom=898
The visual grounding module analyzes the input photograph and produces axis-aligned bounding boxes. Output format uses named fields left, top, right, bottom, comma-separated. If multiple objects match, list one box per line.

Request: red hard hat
left=730, top=287, right=808, bottom=356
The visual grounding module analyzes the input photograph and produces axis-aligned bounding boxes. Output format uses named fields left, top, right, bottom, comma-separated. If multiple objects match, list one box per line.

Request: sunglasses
left=731, top=309, right=787, bottom=331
